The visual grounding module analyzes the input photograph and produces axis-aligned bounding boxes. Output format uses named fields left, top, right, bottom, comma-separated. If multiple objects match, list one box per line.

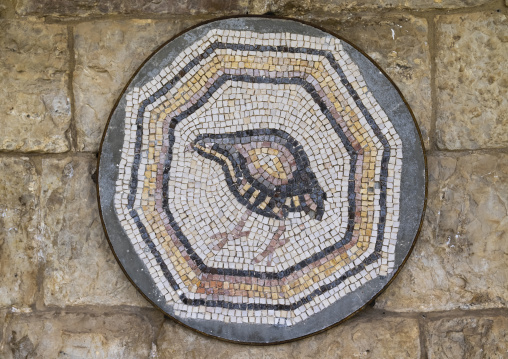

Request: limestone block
left=0, top=21, right=70, bottom=153
left=0, top=309, right=7, bottom=345
left=1, top=310, right=163, bottom=358
left=156, top=312, right=420, bottom=358
left=376, top=154, right=508, bottom=311
left=16, top=0, right=247, bottom=16
left=436, top=13, right=508, bottom=150
left=0, top=157, right=40, bottom=308
left=249, top=0, right=493, bottom=14
left=329, top=15, right=431, bottom=148
left=40, top=156, right=149, bottom=307
left=0, top=0, right=16, bottom=18
left=74, top=19, right=201, bottom=152
left=425, top=315, right=508, bottom=358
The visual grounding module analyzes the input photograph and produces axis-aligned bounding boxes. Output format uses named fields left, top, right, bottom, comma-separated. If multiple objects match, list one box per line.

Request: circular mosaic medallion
left=98, top=17, right=426, bottom=344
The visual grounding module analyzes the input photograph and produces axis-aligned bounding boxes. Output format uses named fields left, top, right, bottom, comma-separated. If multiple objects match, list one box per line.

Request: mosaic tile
left=98, top=18, right=426, bottom=343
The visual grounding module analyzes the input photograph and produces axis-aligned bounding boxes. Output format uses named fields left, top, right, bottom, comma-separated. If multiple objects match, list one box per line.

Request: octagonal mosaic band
left=98, top=18, right=426, bottom=343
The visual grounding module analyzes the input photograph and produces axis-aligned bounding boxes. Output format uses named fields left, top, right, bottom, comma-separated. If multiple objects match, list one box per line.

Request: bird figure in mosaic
left=187, top=128, right=327, bottom=264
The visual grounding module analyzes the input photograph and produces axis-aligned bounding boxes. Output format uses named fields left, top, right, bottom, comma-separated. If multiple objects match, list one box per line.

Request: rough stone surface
left=324, top=15, right=431, bottom=147
left=40, top=156, right=149, bottom=307
left=436, top=13, right=508, bottom=150
left=16, top=0, right=248, bottom=17
left=0, top=0, right=506, bottom=354
left=156, top=312, right=420, bottom=358
left=74, top=19, right=201, bottom=152
left=0, top=157, right=40, bottom=308
left=0, top=0, right=16, bottom=18
left=376, top=154, right=508, bottom=312
left=248, top=0, right=493, bottom=14
left=425, top=315, right=508, bottom=358
left=1, top=309, right=163, bottom=359
left=0, top=21, right=71, bottom=153
left=0, top=309, right=6, bottom=344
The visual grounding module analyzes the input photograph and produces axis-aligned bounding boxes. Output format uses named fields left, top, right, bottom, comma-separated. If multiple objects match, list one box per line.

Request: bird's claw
left=252, top=223, right=287, bottom=265
left=252, top=237, right=288, bottom=265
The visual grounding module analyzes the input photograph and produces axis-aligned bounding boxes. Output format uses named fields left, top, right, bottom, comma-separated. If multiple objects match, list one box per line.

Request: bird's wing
left=235, top=143, right=296, bottom=186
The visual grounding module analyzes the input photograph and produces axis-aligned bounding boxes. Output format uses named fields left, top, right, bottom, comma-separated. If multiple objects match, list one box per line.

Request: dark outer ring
left=97, top=16, right=428, bottom=344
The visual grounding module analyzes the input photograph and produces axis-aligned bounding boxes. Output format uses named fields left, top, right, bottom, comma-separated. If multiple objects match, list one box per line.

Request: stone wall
left=0, top=0, right=507, bottom=357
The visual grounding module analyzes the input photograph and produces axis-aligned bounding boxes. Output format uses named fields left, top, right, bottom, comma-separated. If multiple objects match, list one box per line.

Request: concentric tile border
left=97, top=17, right=427, bottom=344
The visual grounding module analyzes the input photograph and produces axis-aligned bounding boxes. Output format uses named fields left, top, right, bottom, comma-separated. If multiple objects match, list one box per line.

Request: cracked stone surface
left=16, top=0, right=248, bottom=17
left=323, top=14, right=431, bottom=148
left=0, top=0, right=16, bottom=18
left=376, top=154, right=508, bottom=312
left=436, top=12, right=508, bottom=150
left=248, top=0, right=493, bottom=14
left=156, top=312, right=420, bottom=358
left=0, top=308, right=7, bottom=344
left=425, top=315, right=508, bottom=358
left=0, top=157, right=40, bottom=308
left=1, top=310, right=164, bottom=359
left=74, top=19, right=201, bottom=152
left=0, top=21, right=71, bottom=153
left=40, top=156, right=149, bottom=307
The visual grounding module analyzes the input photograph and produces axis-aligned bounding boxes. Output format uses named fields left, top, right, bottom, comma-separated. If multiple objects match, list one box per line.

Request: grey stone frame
left=97, top=17, right=427, bottom=344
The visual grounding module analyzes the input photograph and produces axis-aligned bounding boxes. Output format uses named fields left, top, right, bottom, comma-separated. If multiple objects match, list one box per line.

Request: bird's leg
left=211, top=209, right=252, bottom=250
left=252, top=214, right=287, bottom=265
